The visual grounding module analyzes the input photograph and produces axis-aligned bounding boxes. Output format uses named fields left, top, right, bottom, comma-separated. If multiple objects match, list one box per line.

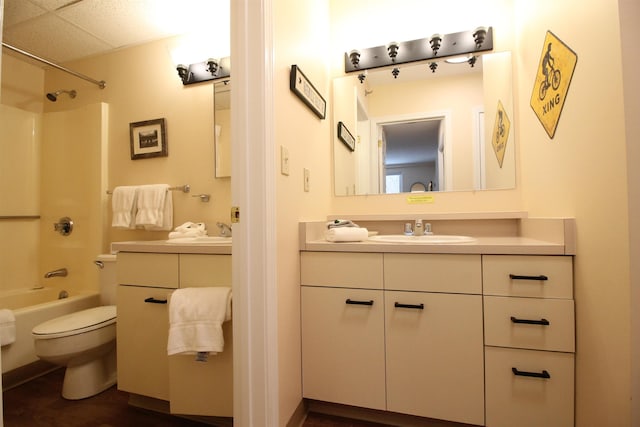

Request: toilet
left=32, top=254, right=117, bottom=400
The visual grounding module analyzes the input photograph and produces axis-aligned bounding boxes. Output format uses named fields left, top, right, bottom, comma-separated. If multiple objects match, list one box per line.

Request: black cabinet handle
left=345, top=299, right=374, bottom=306
left=510, top=316, right=550, bottom=326
left=509, top=274, right=549, bottom=281
left=144, top=297, right=167, bottom=304
left=394, top=302, right=425, bottom=310
left=512, top=367, right=551, bottom=379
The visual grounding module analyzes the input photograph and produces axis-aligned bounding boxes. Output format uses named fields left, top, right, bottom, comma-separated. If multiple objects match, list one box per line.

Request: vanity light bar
left=178, top=57, right=231, bottom=86
left=344, top=27, right=493, bottom=73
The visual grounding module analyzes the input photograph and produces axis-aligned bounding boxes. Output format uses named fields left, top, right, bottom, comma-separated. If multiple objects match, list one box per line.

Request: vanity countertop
left=303, top=236, right=567, bottom=255
left=111, top=240, right=231, bottom=255
left=300, top=217, right=576, bottom=256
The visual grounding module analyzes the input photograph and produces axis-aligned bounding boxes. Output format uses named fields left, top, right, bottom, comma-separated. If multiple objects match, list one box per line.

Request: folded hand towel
left=325, top=227, right=369, bottom=242
left=0, top=309, right=16, bottom=346
left=135, top=184, right=173, bottom=230
left=326, top=219, right=359, bottom=229
left=167, top=287, right=232, bottom=356
left=111, top=186, right=138, bottom=229
left=168, top=222, right=207, bottom=239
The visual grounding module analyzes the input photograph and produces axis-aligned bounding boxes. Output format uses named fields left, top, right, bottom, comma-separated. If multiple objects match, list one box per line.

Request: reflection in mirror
left=214, top=80, right=231, bottom=178
left=333, top=51, right=514, bottom=196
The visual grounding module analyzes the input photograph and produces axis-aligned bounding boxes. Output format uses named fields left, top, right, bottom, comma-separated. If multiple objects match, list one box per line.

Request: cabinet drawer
left=301, top=252, right=383, bottom=289
left=484, top=296, right=575, bottom=352
left=117, top=285, right=174, bottom=400
left=485, top=346, right=574, bottom=427
left=169, top=321, right=233, bottom=416
left=384, top=254, right=481, bottom=294
left=179, top=254, right=231, bottom=287
left=483, top=255, right=573, bottom=298
left=117, top=253, right=179, bottom=288
left=301, top=286, right=385, bottom=409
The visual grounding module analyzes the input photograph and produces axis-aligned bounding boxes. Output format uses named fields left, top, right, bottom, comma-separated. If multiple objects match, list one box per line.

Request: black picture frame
left=290, top=65, right=326, bottom=119
left=130, top=118, right=168, bottom=160
left=337, top=121, right=356, bottom=151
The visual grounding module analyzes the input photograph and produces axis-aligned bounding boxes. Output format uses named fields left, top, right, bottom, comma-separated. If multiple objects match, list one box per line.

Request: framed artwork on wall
left=130, top=118, right=168, bottom=160
left=290, top=65, right=326, bottom=119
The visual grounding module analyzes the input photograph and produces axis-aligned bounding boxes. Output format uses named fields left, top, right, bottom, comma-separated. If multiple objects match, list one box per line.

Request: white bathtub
left=1, top=288, right=100, bottom=374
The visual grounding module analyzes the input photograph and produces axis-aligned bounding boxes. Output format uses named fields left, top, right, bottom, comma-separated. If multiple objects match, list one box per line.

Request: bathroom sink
left=368, top=234, right=476, bottom=244
left=165, top=236, right=232, bottom=244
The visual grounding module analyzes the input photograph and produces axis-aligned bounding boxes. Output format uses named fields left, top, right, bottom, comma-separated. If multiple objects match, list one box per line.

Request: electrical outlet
left=303, top=168, right=310, bottom=192
left=281, top=146, right=290, bottom=176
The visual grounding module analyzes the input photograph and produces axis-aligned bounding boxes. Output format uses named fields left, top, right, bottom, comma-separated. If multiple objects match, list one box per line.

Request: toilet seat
left=32, top=306, right=116, bottom=339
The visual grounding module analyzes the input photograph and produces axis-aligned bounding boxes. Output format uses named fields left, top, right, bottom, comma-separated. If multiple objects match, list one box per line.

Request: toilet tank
left=96, top=254, right=117, bottom=306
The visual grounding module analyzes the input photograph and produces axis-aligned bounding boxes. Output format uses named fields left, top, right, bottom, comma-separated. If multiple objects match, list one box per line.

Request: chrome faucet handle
left=404, top=223, right=413, bottom=236
left=216, top=222, right=232, bottom=237
left=424, top=222, right=433, bottom=235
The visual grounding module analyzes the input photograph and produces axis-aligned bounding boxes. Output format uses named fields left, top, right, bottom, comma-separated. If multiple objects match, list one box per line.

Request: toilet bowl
left=32, top=254, right=118, bottom=400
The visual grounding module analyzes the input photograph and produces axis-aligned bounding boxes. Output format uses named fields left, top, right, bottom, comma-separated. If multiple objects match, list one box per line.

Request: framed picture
left=337, top=121, right=356, bottom=151
left=130, top=118, right=168, bottom=160
left=290, top=65, right=326, bottom=119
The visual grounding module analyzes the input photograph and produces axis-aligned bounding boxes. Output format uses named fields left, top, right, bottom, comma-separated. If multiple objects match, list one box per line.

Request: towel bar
left=106, top=184, right=190, bottom=195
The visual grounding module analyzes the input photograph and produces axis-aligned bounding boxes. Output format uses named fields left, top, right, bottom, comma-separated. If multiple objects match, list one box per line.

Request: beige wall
left=514, top=0, right=630, bottom=424
left=42, top=37, right=231, bottom=250
left=273, top=0, right=332, bottom=423
left=325, top=0, right=633, bottom=425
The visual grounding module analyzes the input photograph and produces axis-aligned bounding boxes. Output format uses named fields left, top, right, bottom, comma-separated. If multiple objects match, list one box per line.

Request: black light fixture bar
left=344, top=27, right=493, bottom=73
left=178, top=56, right=231, bottom=85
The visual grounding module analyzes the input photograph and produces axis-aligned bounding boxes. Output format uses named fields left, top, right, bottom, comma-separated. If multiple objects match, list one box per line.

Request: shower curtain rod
left=2, top=42, right=106, bottom=89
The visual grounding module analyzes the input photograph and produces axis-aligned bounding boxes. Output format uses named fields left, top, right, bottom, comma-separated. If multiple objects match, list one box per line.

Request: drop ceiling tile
left=56, top=0, right=179, bottom=48
left=3, top=14, right=113, bottom=63
left=2, top=0, right=47, bottom=28
left=28, top=0, right=85, bottom=12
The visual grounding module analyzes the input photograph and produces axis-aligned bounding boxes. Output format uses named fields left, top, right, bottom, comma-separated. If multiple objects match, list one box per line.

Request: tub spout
left=44, top=268, right=68, bottom=278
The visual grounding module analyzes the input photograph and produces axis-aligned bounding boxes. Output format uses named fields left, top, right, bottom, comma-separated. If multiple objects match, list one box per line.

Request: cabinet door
left=117, top=285, right=173, bottom=400
left=301, top=286, right=385, bottom=410
left=385, top=291, right=484, bottom=425
left=301, top=252, right=383, bottom=289
left=485, top=346, right=575, bottom=427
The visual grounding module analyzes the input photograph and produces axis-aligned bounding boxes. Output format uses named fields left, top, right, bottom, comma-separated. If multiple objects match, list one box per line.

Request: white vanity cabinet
left=384, top=254, right=484, bottom=425
left=483, top=255, right=575, bottom=427
left=300, top=252, right=485, bottom=425
left=300, top=252, right=386, bottom=410
left=117, top=251, right=233, bottom=417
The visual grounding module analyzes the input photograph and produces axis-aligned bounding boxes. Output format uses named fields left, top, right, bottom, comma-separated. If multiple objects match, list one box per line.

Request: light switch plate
left=303, top=168, right=310, bottom=192
left=281, top=146, right=290, bottom=176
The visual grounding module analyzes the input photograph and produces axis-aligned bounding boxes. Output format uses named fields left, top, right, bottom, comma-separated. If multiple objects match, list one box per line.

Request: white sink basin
left=165, top=236, right=232, bottom=244
left=368, top=234, right=476, bottom=244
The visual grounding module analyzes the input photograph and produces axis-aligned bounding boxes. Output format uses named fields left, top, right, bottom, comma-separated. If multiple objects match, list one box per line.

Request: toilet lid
left=32, top=305, right=116, bottom=339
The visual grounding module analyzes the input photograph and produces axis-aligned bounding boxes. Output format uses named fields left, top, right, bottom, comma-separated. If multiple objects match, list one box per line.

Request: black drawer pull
left=144, top=297, right=168, bottom=304
left=512, top=367, right=551, bottom=379
left=345, top=299, right=374, bottom=306
left=509, top=274, right=549, bottom=281
left=510, top=316, right=550, bottom=326
left=394, top=302, right=425, bottom=310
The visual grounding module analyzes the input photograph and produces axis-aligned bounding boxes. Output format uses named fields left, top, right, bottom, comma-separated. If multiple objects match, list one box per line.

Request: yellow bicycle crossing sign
left=530, top=31, right=578, bottom=139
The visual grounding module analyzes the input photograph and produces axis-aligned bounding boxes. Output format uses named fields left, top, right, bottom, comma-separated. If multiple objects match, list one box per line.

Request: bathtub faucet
left=44, top=268, right=68, bottom=278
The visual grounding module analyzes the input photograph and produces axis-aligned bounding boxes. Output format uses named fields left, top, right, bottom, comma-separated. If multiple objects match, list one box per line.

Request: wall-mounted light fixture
left=344, top=26, right=493, bottom=75
left=176, top=56, right=231, bottom=85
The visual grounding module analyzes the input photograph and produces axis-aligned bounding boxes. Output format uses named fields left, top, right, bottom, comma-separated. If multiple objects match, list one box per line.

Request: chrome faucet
left=44, top=268, right=68, bottom=278
left=216, top=222, right=233, bottom=237
left=404, top=219, right=433, bottom=236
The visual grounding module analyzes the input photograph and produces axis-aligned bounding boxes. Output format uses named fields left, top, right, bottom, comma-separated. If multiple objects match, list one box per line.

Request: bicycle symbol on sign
left=538, top=42, right=562, bottom=100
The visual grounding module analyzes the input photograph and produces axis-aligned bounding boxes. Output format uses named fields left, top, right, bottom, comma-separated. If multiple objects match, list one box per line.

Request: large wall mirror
left=214, top=79, right=231, bottom=178
left=333, top=51, right=515, bottom=196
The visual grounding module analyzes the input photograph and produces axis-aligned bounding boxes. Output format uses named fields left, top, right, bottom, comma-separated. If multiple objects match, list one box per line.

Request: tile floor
left=2, top=368, right=388, bottom=427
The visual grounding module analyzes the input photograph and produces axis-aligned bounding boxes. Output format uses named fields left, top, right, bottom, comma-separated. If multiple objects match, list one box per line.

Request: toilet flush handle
left=94, top=260, right=104, bottom=269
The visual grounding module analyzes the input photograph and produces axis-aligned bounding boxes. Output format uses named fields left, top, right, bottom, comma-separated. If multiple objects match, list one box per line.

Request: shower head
left=46, top=89, right=77, bottom=102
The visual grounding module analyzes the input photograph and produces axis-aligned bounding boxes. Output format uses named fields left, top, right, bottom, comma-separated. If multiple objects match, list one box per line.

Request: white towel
left=111, top=186, right=138, bottom=229
left=168, top=222, right=207, bottom=239
left=325, top=227, right=369, bottom=242
left=0, top=309, right=16, bottom=346
left=135, top=184, right=173, bottom=230
left=167, top=287, right=232, bottom=356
